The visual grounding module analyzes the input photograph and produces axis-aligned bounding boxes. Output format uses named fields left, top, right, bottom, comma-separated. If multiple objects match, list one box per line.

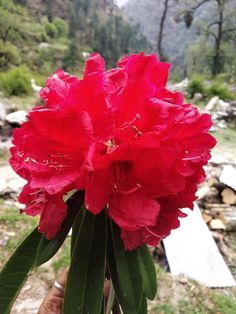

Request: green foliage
left=53, top=17, right=69, bottom=37
left=206, top=82, right=234, bottom=100
left=212, top=294, right=236, bottom=314
left=153, top=303, right=175, bottom=314
left=187, top=75, right=206, bottom=98
left=0, top=66, right=31, bottom=96
left=44, top=22, right=58, bottom=38
left=0, top=7, right=19, bottom=42
left=0, top=228, right=42, bottom=314
left=63, top=40, right=82, bottom=71
left=93, top=16, right=149, bottom=67
left=52, top=239, right=71, bottom=272
left=0, top=41, right=21, bottom=69
left=64, top=210, right=107, bottom=314
left=0, top=0, right=150, bottom=74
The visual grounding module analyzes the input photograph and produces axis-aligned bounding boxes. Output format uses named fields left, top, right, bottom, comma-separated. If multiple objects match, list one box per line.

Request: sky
left=115, top=0, right=128, bottom=7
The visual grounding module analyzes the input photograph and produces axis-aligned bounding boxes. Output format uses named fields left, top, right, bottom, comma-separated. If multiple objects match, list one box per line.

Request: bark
left=157, top=0, right=169, bottom=61
left=212, top=0, right=224, bottom=76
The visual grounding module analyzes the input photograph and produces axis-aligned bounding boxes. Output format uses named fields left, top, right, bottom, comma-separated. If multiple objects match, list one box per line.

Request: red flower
left=19, top=184, right=67, bottom=239
left=10, top=52, right=216, bottom=249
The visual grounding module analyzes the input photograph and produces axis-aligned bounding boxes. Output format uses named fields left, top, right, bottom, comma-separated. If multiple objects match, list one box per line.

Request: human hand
left=38, top=268, right=67, bottom=314
left=37, top=269, right=120, bottom=314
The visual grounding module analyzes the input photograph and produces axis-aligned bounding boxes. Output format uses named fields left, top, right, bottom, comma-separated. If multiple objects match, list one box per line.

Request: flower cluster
left=10, top=53, right=216, bottom=249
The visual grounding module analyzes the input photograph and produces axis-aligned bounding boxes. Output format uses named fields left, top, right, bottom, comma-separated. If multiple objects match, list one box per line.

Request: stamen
left=28, top=190, right=42, bottom=196
left=114, top=184, right=141, bottom=195
left=111, top=162, right=141, bottom=195
left=182, top=155, right=202, bottom=161
left=24, top=152, right=80, bottom=171
left=145, top=227, right=162, bottom=238
left=163, top=97, right=174, bottom=104
left=120, top=114, right=141, bottom=128
left=131, top=126, right=142, bottom=138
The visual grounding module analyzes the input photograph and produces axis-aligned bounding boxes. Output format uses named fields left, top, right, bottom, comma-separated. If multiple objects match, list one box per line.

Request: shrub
left=187, top=75, right=206, bottom=98
left=0, top=66, right=31, bottom=96
left=44, top=22, right=58, bottom=38
left=53, top=18, right=69, bottom=38
left=0, top=41, right=21, bottom=69
left=207, top=82, right=234, bottom=100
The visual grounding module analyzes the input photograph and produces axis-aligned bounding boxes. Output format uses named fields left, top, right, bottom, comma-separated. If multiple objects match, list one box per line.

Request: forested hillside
left=0, top=0, right=149, bottom=80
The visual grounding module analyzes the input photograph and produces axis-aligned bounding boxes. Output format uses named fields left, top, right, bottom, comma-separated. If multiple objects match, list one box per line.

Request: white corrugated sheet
left=163, top=204, right=236, bottom=288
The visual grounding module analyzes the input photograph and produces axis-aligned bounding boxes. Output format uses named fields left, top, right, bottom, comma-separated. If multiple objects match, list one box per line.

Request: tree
left=157, top=0, right=169, bottom=61
left=184, top=0, right=236, bottom=76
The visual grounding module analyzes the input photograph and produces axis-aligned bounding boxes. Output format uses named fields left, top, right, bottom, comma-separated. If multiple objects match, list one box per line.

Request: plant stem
left=106, top=280, right=115, bottom=314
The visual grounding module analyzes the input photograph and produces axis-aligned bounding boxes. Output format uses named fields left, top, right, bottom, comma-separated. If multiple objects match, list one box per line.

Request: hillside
left=0, top=0, right=149, bottom=80
left=123, top=0, right=236, bottom=78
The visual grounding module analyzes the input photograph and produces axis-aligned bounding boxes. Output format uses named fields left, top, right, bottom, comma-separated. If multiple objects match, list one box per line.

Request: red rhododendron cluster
left=10, top=53, right=216, bottom=250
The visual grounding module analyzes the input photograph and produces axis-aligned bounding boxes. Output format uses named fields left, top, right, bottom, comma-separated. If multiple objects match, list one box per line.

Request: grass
left=212, top=294, right=236, bottom=314
left=52, top=238, right=71, bottom=272
left=213, top=127, right=236, bottom=159
left=0, top=199, right=38, bottom=268
left=0, top=150, right=10, bottom=164
left=149, top=263, right=236, bottom=314
left=152, top=303, right=175, bottom=314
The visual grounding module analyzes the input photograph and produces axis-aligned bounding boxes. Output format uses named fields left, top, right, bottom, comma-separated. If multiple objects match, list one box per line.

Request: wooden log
left=209, top=219, right=226, bottom=230
left=221, top=188, right=236, bottom=205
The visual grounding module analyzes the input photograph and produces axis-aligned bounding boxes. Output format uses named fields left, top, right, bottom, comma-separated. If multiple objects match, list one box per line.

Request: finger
left=37, top=269, right=68, bottom=314
left=50, top=268, right=68, bottom=297
left=104, top=279, right=110, bottom=298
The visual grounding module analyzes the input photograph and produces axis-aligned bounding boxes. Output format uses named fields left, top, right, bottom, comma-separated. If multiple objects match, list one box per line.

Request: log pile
left=197, top=162, right=236, bottom=232
left=196, top=159, right=236, bottom=266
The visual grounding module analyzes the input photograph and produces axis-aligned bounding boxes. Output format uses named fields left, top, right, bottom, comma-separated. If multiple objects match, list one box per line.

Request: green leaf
left=0, top=228, right=42, bottom=314
left=108, top=219, right=143, bottom=312
left=138, top=295, right=147, bottom=314
left=35, top=190, right=84, bottom=266
left=70, top=204, right=85, bottom=257
left=63, top=210, right=107, bottom=314
left=138, top=245, right=157, bottom=300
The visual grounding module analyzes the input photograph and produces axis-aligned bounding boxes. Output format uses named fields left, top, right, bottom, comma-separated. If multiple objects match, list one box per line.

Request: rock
left=0, top=102, right=6, bottom=120
left=5, top=110, right=27, bottom=125
left=81, top=51, right=90, bottom=59
left=0, top=178, right=8, bottom=195
left=14, top=202, right=25, bottom=210
left=177, top=276, right=188, bottom=284
left=218, top=100, right=230, bottom=109
left=221, top=188, right=236, bottom=205
left=170, top=78, right=189, bottom=92
left=7, top=178, right=26, bottom=193
left=0, top=137, right=12, bottom=151
left=205, top=96, right=219, bottom=112
left=0, top=236, right=9, bottom=247
left=193, top=92, right=203, bottom=102
left=5, top=231, right=16, bottom=237
left=209, top=125, right=218, bottom=132
left=209, top=219, right=226, bottom=230
left=217, top=121, right=227, bottom=129
left=38, top=42, right=50, bottom=49
left=209, top=153, right=229, bottom=165
left=220, top=165, right=236, bottom=191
